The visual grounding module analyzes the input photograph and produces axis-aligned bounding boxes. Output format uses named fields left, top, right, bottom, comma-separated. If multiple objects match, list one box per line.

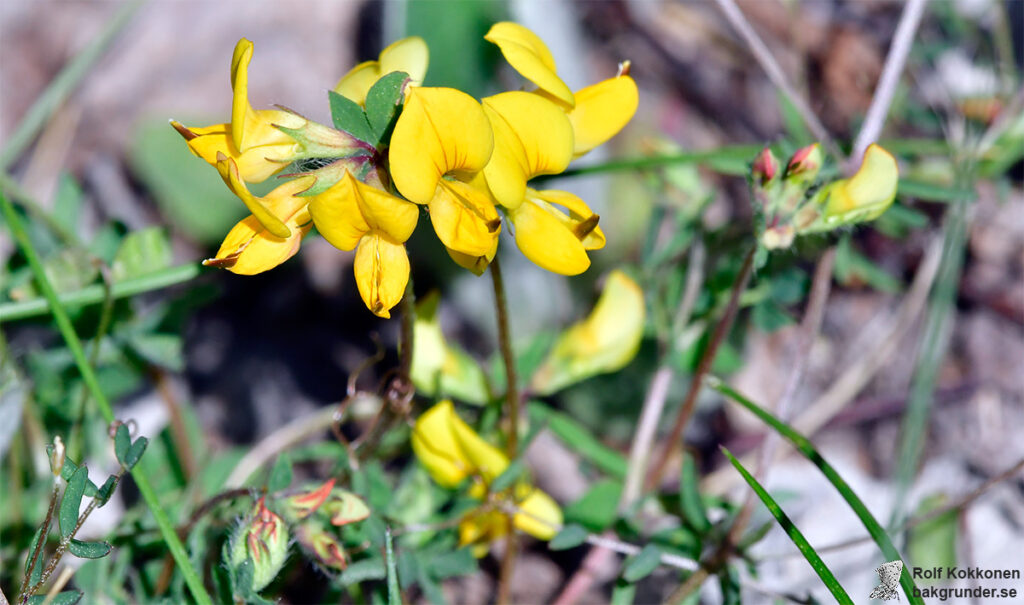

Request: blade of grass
left=0, top=263, right=201, bottom=322
left=1, top=192, right=213, bottom=605
left=710, top=378, right=925, bottom=605
left=0, top=0, right=145, bottom=169
left=721, top=447, right=854, bottom=605
left=554, top=145, right=761, bottom=179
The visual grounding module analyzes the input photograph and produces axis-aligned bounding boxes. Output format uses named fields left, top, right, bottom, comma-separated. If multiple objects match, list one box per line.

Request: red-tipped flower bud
left=751, top=147, right=780, bottom=186
left=229, top=497, right=290, bottom=592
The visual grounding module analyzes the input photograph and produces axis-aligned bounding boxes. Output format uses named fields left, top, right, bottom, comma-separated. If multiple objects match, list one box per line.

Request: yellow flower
left=823, top=144, right=899, bottom=223
left=308, top=171, right=419, bottom=318
left=531, top=270, right=645, bottom=395
left=171, top=39, right=304, bottom=183
left=334, top=36, right=429, bottom=106
left=411, top=401, right=562, bottom=554
left=508, top=189, right=605, bottom=275
left=389, top=87, right=501, bottom=263
left=485, top=22, right=638, bottom=157
left=203, top=155, right=316, bottom=275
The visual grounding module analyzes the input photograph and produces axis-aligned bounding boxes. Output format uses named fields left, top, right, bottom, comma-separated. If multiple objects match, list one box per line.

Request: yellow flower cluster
left=173, top=24, right=638, bottom=318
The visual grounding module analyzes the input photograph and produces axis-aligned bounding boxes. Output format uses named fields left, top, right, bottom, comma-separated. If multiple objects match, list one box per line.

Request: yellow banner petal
left=513, top=488, right=562, bottom=540
left=825, top=143, right=898, bottom=222
left=308, top=172, right=371, bottom=251
left=353, top=232, right=410, bottom=318
left=216, top=155, right=293, bottom=239
left=428, top=180, right=501, bottom=257
left=567, top=74, right=639, bottom=157
left=482, top=92, right=574, bottom=208
left=390, top=87, right=494, bottom=204
left=334, top=61, right=380, bottom=105
left=485, top=22, right=574, bottom=107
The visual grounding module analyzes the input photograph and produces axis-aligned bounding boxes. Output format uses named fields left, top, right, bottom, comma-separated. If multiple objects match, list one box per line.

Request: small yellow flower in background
left=172, top=39, right=304, bottom=183
left=334, top=36, right=429, bottom=106
left=823, top=144, right=899, bottom=223
left=532, top=270, right=645, bottom=395
left=203, top=155, right=317, bottom=275
left=389, top=87, right=501, bottom=265
left=309, top=172, right=419, bottom=318
left=411, top=401, right=562, bottom=555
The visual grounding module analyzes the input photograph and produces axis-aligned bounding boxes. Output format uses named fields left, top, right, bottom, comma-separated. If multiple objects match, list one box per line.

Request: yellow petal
left=353, top=232, right=410, bottom=318
left=334, top=37, right=429, bottom=106
left=310, top=172, right=418, bottom=251
left=334, top=61, right=380, bottom=105
left=230, top=38, right=256, bottom=151
left=825, top=143, right=899, bottom=221
left=379, top=36, right=429, bottom=87
left=215, top=155, right=293, bottom=238
left=514, top=488, right=562, bottom=540
left=411, top=401, right=470, bottom=488
left=485, top=22, right=574, bottom=107
left=531, top=270, right=646, bottom=395
left=459, top=509, right=507, bottom=557
left=509, top=200, right=590, bottom=275
left=482, top=92, right=574, bottom=209
left=428, top=180, right=502, bottom=258
left=226, top=39, right=303, bottom=157
left=390, top=87, right=494, bottom=204
left=567, top=74, right=638, bottom=156
left=445, top=240, right=497, bottom=276
left=448, top=408, right=509, bottom=483
left=531, top=189, right=605, bottom=250
left=172, top=121, right=292, bottom=184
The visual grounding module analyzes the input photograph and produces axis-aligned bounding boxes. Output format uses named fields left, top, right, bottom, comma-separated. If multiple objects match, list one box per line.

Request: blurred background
left=2, top=1, right=1022, bottom=603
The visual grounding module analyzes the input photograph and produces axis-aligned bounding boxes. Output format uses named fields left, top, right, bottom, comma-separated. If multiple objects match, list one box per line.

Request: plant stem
left=489, top=256, right=519, bottom=605
left=18, top=484, right=59, bottom=601
left=1, top=193, right=213, bottom=605
left=645, top=245, right=756, bottom=491
left=0, top=263, right=202, bottom=322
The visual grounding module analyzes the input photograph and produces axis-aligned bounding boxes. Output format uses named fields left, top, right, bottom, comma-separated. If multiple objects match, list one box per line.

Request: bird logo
left=869, top=560, right=903, bottom=601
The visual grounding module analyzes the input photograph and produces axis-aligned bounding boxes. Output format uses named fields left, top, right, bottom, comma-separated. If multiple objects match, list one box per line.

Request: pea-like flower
left=411, top=400, right=562, bottom=556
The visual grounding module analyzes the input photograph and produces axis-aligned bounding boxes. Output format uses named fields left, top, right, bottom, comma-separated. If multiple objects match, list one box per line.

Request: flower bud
left=279, top=479, right=336, bottom=521
left=229, top=497, right=290, bottom=592
left=784, top=143, right=822, bottom=185
left=295, top=523, right=349, bottom=571
left=322, top=489, right=370, bottom=526
left=49, top=436, right=65, bottom=477
left=751, top=147, right=780, bottom=187
left=273, top=109, right=375, bottom=160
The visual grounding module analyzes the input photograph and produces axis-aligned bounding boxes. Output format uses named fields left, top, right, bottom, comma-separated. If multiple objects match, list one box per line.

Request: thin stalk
left=645, top=245, right=756, bottom=491
left=18, top=484, right=59, bottom=600
left=555, top=146, right=760, bottom=179
left=0, top=263, right=202, bottom=322
left=0, top=0, right=145, bottom=169
left=489, top=256, right=519, bottom=605
left=1, top=193, right=213, bottom=605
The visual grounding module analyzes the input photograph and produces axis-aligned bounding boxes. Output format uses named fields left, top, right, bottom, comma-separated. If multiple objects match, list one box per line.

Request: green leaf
left=26, top=590, right=82, bottom=605
left=340, top=558, right=387, bottom=585
left=69, top=539, right=112, bottom=559
left=622, top=544, right=662, bottom=583
left=425, top=547, right=477, bottom=580
left=60, top=465, right=88, bottom=539
left=232, top=557, right=254, bottom=599
left=679, top=453, right=710, bottom=534
left=114, top=424, right=131, bottom=466
left=549, top=524, right=589, bottom=551
left=529, top=402, right=627, bottom=479
left=94, top=475, right=118, bottom=506
left=328, top=91, right=374, bottom=143
left=267, top=454, right=293, bottom=492
left=123, top=436, right=148, bottom=470
left=751, top=300, right=794, bottom=332
left=111, top=227, right=173, bottom=282
left=386, top=528, right=401, bottom=605
left=53, top=173, right=84, bottom=235
left=897, top=178, right=974, bottom=203
left=610, top=578, right=637, bottom=605
left=489, top=459, right=525, bottom=493
left=907, top=494, right=957, bottom=578
left=127, top=333, right=184, bottom=372
left=721, top=447, right=853, bottom=604
left=712, top=380, right=924, bottom=604
left=365, top=71, right=408, bottom=146
left=564, top=479, right=622, bottom=532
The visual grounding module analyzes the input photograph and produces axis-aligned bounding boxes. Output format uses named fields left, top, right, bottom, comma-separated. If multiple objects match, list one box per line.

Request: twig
left=850, top=0, right=929, bottom=164
left=490, top=256, right=520, bottom=605
left=712, top=0, right=840, bottom=160
left=18, top=484, right=60, bottom=600
left=646, top=245, right=757, bottom=491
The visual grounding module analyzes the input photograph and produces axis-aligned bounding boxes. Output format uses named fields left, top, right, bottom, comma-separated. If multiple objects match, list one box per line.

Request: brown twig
left=18, top=483, right=60, bottom=601
left=646, top=245, right=756, bottom=492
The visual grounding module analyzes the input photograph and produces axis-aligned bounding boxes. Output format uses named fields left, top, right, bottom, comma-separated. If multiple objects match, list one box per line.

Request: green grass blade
left=721, top=447, right=853, bottom=605
left=0, top=263, right=201, bottom=322
left=711, top=378, right=924, bottom=605
left=1, top=193, right=213, bottom=605
left=385, top=527, right=401, bottom=605
left=0, top=0, right=145, bottom=169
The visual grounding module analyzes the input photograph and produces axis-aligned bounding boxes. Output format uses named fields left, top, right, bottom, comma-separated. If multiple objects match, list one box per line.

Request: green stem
left=1, top=193, right=212, bottom=605
left=0, top=263, right=201, bottom=322
left=0, top=0, right=145, bottom=169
